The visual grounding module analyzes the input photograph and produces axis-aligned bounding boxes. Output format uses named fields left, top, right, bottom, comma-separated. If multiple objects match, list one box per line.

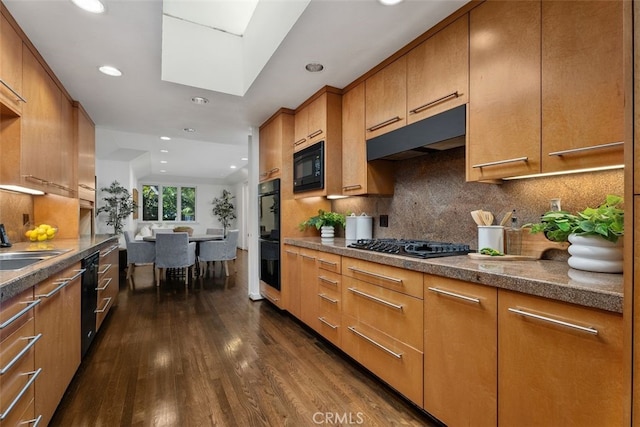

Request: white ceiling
left=3, top=0, right=469, bottom=182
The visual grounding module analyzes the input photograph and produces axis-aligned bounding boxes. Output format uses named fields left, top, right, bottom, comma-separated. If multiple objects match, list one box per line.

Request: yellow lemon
left=29, top=235, right=38, bottom=241
left=25, top=230, right=32, bottom=238
left=46, top=228, right=56, bottom=237
left=37, top=233, right=47, bottom=241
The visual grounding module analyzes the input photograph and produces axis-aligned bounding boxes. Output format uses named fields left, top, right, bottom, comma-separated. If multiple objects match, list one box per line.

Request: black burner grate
left=347, top=239, right=471, bottom=259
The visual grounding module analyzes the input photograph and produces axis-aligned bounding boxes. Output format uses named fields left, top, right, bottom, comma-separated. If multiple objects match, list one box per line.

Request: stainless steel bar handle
left=36, top=280, right=70, bottom=299
left=0, top=300, right=41, bottom=330
left=428, top=287, right=481, bottom=304
left=348, top=287, right=403, bottom=310
left=294, top=138, right=307, bottom=146
left=58, top=269, right=86, bottom=283
left=285, top=250, right=298, bottom=256
left=95, top=297, right=112, bottom=313
left=472, top=157, right=529, bottom=169
left=548, top=141, right=624, bottom=157
left=78, top=184, right=96, bottom=191
left=342, top=184, right=363, bottom=191
left=20, top=415, right=43, bottom=426
left=22, top=175, right=48, bottom=185
left=96, top=277, right=113, bottom=292
left=319, top=276, right=338, bottom=286
left=318, top=293, right=338, bottom=304
left=366, top=116, right=401, bottom=132
left=318, top=317, right=338, bottom=329
left=307, top=129, right=323, bottom=139
left=0, top=368, right=42, bottom=421
left=318, top=258, right=338, bottom=267
left=0, top=334, right=42, bottom=375
left=347, top=266, right=402, bottom=283
left=409, top=91, right=460, bottom=114
left=508, top=307, right=598, bottom=335
left=98, top=263, right=112, bottom=275
left=301, top=254, right=316, bottom=261
left=269, top=167, right=280, bottom=174
left=0, top=78, right=27, bottom=103
left=103, top=245, right=119, bottom=256
left=347, top=326, right=403, bottom=359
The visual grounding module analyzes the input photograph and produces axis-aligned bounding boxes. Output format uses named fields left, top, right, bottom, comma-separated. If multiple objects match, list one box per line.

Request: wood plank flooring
left=50, top=251, right=439, bottom=426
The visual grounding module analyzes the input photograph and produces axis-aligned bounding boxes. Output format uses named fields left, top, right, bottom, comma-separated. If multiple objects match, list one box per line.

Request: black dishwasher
left=81, top=251, right=99, bottom=358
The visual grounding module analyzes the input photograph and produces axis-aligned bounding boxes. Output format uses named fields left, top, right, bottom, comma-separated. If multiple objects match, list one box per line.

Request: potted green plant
left=525, top=194, right=624, bottom=273
left=212, top=189, right=236, bottom=236
left=299, top=210, right=346, bottom=242
left=96, top=180, right=137, bottom=235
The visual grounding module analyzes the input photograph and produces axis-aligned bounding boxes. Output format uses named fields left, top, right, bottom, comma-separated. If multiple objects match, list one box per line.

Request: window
left=142, top=184, right=196, bottom=222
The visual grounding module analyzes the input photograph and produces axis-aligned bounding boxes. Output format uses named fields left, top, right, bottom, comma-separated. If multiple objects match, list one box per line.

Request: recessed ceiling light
left=241, top=157, right=248, bottom=161
left=160, top=160, right=167, bottom=164
left=160, top=149, right=169, bottom=153
left=183, top=128, right=196, bottom=133
left=230, top=165, right=237, bottom=169
left=160, top=136, right=171, bottom=141
left=98, top=65, right=122, bottom=77
left=71, top=0, right=105, bottom=14
left=160, top=170, right=167, bottom=173
left=191, top=96, right=209, bottom=105
left=305, top=63, right=324, bottom=73
left=378, top=0, right=404, bottom=5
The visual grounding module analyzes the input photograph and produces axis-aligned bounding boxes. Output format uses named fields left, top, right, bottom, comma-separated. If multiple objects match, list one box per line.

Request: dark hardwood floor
left=50, top=250, right=439, bottom=426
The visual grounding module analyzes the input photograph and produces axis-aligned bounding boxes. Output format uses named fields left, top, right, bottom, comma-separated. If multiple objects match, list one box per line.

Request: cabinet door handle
left=0, top=334, right=42, bottom=375
left=319, top=276, right=338, bottom=286
left=366, top=116, right=401, bottom=132
left=318, top=258, right=338, bottom=267
left=78, top=184, right=96, bottom=191
left=307, top=129, right=323, bottom=139
left=409, top=91, right=460, bottom=114
left=318, top=317, right=338, bottom=329
left=0, top=300, right=40, bottom=330
left=318, top=293, right=338, bottom=304
left=0, top=368, right=42, bottom=421
left=269, top=167, right=280, bottom=174
left=36, top=281, right=69, bottom=299
left=347, top=326, right=403, bottom=359
left=342, top=184, right=362, bottom=191
left=95, top=297, right=112, bottom=313
left=98, top=264, right=112, bottom=275
left=508, top=307, right=598, bottom=335
left=285, top=250, right=298, bottom=255
left=294, top=138, right=307, bottom=146
left=472, top=157, right=529, bottom=169
left=428, top=287, right=481, bottom=304
left=0, top=78, right=27, bottom=103
left=103, top=245, right=119, bottom=256
left=20, top=415, right=43, bottom=426
left=301, top=254, right=316, bottom=260
left=548, top=141, right=624, bottom=157
left=347, top=266, right=402, bottom=283
left=22, top=175, right=48, bottom=185
left=348, top=287, right=403, bottom=311
left=96, top=278, right=113, bottom=291
left=58, top=269, right=86, bottom=283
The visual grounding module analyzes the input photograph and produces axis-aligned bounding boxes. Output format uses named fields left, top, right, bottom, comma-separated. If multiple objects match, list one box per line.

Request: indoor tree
left=96, top=180, right=137, bottom=235
left=212, top=189, right=236, bottom=236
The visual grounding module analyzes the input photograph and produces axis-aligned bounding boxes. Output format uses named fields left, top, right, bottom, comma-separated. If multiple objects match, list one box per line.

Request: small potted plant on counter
left=299, top=210, right=346, bottom=242
left=525, top=194, right=624, bottom=273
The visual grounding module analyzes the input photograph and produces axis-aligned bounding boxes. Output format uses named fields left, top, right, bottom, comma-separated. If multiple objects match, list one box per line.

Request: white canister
left=355, top=213, right=373, bottom=240
left=477, top=225, right=504, bottom=253
left=345, top=213, right=358, bottom=241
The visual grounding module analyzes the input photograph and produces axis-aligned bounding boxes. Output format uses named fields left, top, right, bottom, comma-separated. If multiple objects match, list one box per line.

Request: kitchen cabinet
left=96, top=244, right=119, bottom=330
left=299, top=248, right=318, bottom=328
left=281, top=244, right=301, bottom=318
left=76, top=102, right=96, bottom=203
left=0, top=287, right=39, bottom=426
left=498, top=290, right=623, bottom=426
left=406, top=14, right=469, bottom=124
left=423, top=275, right=497, bottom=426
left=0, top=12, right=24, bottom=115
left=341, top=82, right=395, bottom=196
left=260, top=280, right=283, bottom=309
left=259, top=109, right=293, bottom=183
left=468, top=0, right=541, bottom=181
left=365, top=57, right=406, bottom=139
left=541, top=0, right=624, bottom=173
left=294, top=93, right=327, bottom=152
left=34, top=263, right=82, bottom=426
left=315, top=252, right=342, bottom=347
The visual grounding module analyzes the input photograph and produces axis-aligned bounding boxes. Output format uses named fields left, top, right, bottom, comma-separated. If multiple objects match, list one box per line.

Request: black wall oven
left=259, top=178, right=280, bottom=291
left=293, top=141, right=324, bottom=193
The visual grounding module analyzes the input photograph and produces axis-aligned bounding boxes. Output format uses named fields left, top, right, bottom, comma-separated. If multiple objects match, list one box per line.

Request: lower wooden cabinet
left=498, top=290, right=623, bottom=426
left=260, top=281, right=283, bottom=309
left=281, top=245, right=301, bottom=318
left=299, top=248, right=319, bottom=327
left=97, top=244, right=119, bottom=330
left=424, top=275, right=497, bottom=426
left=34, top=263, right=82, bottom=426
left=315, top=253, right=342, bottom=347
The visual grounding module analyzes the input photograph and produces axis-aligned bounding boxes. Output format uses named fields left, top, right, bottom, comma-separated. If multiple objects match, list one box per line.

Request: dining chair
left=205, top=228, right=224, bottom=237
left=124, top=231, right=156, bottom=290
left=154, top=232, right=197, bottom=288
left=198, top=229, right=239, bottom=277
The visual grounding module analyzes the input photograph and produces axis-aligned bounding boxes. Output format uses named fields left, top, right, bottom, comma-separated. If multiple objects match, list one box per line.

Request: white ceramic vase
left=321, top=225, right=335, bottom=243
left=567, top=234, right=623, bottom=273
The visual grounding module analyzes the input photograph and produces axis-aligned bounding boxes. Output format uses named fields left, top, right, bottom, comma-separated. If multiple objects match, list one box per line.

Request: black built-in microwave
left=293, top=141, right=324, bottom=193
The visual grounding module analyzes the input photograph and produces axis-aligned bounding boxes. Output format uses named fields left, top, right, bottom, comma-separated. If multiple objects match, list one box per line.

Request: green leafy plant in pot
left=212, top=189, right=236, bottom=236
left=96, top=180, right=137, bottom=235
left=299, top=210, right=346, bottom=241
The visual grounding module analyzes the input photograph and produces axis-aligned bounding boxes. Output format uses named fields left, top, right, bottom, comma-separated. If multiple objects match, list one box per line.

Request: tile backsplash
left=333, top=147, right=624, bottom=253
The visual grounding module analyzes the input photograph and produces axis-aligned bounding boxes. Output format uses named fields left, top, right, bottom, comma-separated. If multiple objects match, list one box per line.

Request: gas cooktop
left=347, top=239, right=471, bottom=259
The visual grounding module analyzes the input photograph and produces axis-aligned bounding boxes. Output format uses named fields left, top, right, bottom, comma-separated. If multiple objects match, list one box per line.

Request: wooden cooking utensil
left=471, top=210, right=484, bottom=226
left=499, top=211, right=512, bottom=227
left=482, top=210, right=494, bottom=226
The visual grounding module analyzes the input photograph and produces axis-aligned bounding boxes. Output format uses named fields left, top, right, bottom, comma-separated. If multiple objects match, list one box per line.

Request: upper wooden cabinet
left=541, top=0, right=624, bottom=173
left=76, top=103, right=96, bottom=203
left=341, top=82, right=395, bottom=196
left=407, top=14, right=469, bottom=124
left=294, top=93, right=328, bottom=152
left=0, top=12, right=24, bottom=115
left=468, top=0, right=541, bottom=181
left=259, top=109, right=293, bottom=183
left=365, top=56, right=407, bottom=139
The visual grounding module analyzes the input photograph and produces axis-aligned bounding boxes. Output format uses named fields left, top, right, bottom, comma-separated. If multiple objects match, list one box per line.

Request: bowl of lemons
left=25, top=224, right=58, bottom=241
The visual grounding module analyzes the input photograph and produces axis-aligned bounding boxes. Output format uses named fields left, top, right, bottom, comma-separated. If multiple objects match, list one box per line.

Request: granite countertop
left=283, top=237, right=624, bottom=314
left=0, top=235, right=119, bottom=303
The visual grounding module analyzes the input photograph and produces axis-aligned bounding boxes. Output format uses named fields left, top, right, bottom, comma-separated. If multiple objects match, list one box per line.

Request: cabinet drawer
left=318, top=281, right=341, bottom=318
left=0, top=288, right=36, bottom=342
left=342, top=276, right=423, bottom=351
left=0, top=393, right=35, bottom=427
left=342, top=257, right=423, bottom=299
left=342, top=314, right=423, bottom=406
left=260, top=281, right=284, bottom=310
left=318, top=270, right=341, bottom=292
left=316, top=311, right=341, bottom=348
left=317, top=252, right=341, bottom=273
left=0, top=340, right=38, bottom=421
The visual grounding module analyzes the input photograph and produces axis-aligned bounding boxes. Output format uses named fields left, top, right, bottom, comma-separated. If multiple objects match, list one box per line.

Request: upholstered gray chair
left=198, top=229, right=239, bottom=277
left=124, top=231, right=155, bottom=290
left=205, top=228, right=224, bottom=236
left=154, top=232, right=197, bottom=288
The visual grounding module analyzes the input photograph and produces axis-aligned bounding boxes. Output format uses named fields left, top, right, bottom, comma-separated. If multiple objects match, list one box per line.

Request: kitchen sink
left=0, top=249, right=71, bottom=271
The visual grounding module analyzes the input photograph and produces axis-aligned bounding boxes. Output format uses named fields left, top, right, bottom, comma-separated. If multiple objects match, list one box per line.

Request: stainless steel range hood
left=366, top=104, right=466, bottom=161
